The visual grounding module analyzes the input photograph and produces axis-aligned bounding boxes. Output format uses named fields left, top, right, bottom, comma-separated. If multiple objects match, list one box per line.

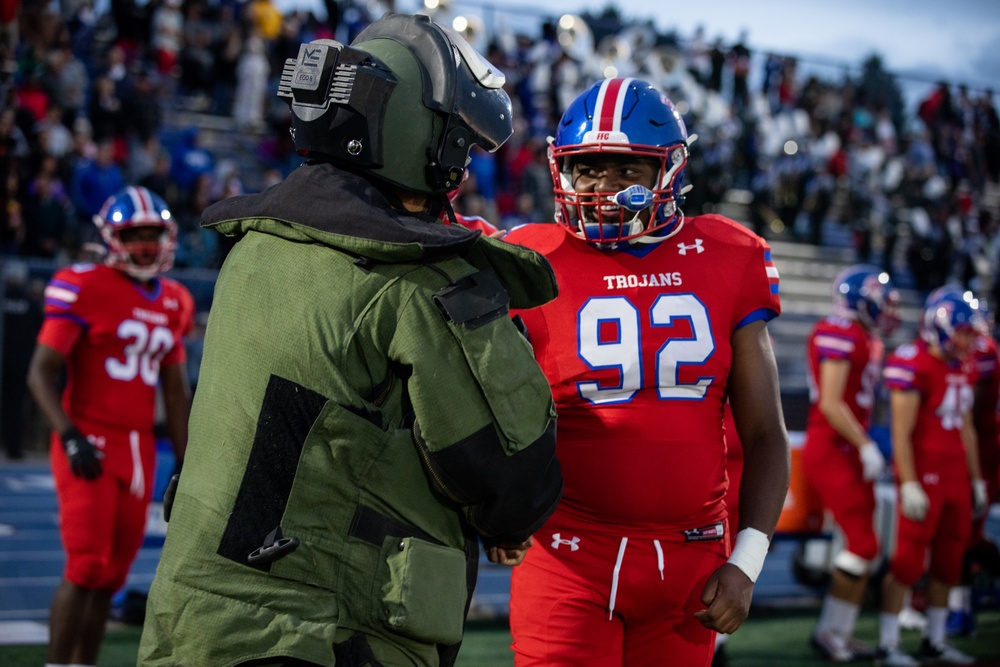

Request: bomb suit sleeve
left=390, top=259, right=562, bottom=545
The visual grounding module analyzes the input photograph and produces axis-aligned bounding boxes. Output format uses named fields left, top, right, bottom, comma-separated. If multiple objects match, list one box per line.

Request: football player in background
left=877, top=291, right=988, bottom=666
left=947, top=293, right=1000, bottom=636
left=505, top=77, right=791, bottom=667
left=802, top=265, right=898, bottom=662
left=26, top=185, right=193, bottom=667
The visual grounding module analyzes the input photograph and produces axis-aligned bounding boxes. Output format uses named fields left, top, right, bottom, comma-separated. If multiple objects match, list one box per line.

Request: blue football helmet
left=922, top=290, right=976, bottom=357
left=831, top=265, right=898, bottom=333
left=549, top=77, right=689, bottom=245
left=94, top=186, right=176, bottom=280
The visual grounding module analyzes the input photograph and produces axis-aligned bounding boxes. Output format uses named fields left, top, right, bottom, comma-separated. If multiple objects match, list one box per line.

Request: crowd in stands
left=1, top=0, right=999, bottom=303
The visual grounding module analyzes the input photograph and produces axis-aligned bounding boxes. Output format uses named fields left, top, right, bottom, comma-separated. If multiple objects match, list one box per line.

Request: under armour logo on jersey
left=677, top=239, right=704, bottom=255
left=551, top=533, right=580, bottom=551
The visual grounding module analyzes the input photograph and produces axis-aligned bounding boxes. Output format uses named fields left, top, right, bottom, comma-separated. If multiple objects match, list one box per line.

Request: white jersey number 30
left=106, top=318, right=175, bottom=386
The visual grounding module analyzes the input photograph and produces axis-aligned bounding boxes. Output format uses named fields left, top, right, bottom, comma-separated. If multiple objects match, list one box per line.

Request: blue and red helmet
left=94, top=186, right=176, bottom=280
left=922, top=289, right=977, bottom=357
left=549, top=77, right=689, bottom=245
left=832, top=264, right=898, bottom=333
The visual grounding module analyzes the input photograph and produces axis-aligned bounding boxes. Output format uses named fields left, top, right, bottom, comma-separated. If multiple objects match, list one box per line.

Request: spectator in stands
left=123, top=66, right=163, bottom=145
left=232, top=34, right=269, bottom=132
left=36, top=105, right=73, bottom=159
left=45, top=41, right=87, bottom=127
left=70, top=138, right=124, bottom=241
left=729, top=31, right=751, bottom=111
left=708, top=36, right=726, bottom=93
left=169, top=126, right=214, bottom=199
left=151, top=0, right=183, bottom=79
left=1, top=260, right=43, bottom=461
left=907, top=195, right=956, bottom=295
left=684, top=25, right=711, bottom=87
left=139, top=147, right=180, bottom=211
left=246, top=0, right=282, bottom=42
left=211, top=22, right=242, bottom=116
left=877, top=290, right=987, bottom=665
left=22, top=156, right=70, bottom=257
left=515, top=136, right=556, bottom=224
left=178, top=23, right=215, bottom=106
left=803, top=265, right=898, bottom=662
left=978, top=89, right=1000, bottom=183
left=86, top=75, right=126, bottom=150
left=0, top=165, right=23, bottom=253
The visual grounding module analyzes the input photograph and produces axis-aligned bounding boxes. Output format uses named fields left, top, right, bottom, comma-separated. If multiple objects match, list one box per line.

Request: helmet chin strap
left=631, top=212, right=684, bottom=245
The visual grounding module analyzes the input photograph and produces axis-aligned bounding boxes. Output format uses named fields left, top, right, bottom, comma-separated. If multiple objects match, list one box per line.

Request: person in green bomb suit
left=138, top=13, right=563, bottom=667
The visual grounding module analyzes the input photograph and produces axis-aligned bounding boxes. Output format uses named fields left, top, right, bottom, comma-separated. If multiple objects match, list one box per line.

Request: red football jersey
left=883, top=340, right=973, bottom=461
left=805, top=316, right=883, bottom=442
left=37, top=263, right=195, bottom=433
left=506, top=215, right=781, bottom=534
left=452, top=213, right=500, bottom=236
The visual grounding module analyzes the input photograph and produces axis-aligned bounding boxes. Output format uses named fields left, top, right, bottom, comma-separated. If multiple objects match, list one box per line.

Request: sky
left=277, top=0, right=1000, bottom=100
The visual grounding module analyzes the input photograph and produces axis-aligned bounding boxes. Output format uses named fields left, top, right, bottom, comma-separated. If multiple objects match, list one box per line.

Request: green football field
left=2, top=609, right=998, bottom=666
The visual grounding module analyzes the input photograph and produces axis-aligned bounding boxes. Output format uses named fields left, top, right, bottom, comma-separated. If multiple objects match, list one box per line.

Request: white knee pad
left=833, top=550, right=871, bottom=577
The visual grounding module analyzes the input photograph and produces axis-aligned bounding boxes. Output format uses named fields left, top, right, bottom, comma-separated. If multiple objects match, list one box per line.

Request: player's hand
left=60, top=427, right=104, bottom=480
left=484, top=536, right=534, bottom=566
left=972, top=479, right=989, bottom=519
left=858, top=441, right=885, bottom=481
left=900, top=481, right=929, bottom=521
left=695, top=563, right=753, bottom=634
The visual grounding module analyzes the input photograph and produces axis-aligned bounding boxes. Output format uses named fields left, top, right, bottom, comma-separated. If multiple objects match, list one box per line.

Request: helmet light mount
left=277, top=40, right=397, bottom=170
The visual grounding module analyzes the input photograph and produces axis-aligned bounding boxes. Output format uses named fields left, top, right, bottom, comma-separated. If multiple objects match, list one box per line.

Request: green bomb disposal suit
left=138, top=163, right=562, bottom=667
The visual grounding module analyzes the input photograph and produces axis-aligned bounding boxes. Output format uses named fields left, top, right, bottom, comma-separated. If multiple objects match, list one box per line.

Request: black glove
left=60, top=427, right=103, bottom=480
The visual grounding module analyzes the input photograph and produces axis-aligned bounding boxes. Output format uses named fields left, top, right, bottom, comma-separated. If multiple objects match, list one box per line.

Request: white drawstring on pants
left=608, top=538, right=668, bottom=619
left=653, top=539, right=665, bottom=580
left=129, top=430, right=144, bottom=499
left=608, top=537, right=628, bottom=620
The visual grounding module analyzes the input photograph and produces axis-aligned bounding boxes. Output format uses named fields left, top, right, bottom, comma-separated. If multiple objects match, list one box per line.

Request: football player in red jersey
left=27, top=185, right=194, bottom=667
left=876, top=291, right=988, bottom=666
left=802, top=265, right=898, bottom=662
left=505, top=77, right=790, bottom=667
left=947, top=294, right=1000, bottom=636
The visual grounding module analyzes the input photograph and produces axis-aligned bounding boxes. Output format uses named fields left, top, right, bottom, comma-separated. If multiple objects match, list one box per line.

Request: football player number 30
left=106, top=319, right=174, bottom=386
left=577, top=294, right=715, bottom=404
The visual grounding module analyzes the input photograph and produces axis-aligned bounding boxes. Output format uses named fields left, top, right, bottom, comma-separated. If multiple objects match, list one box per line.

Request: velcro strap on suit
left=433, top=269, right=509, bottom=330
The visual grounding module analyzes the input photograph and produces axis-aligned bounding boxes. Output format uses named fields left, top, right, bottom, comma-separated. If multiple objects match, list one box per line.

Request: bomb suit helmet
left=277, top=12, right=513, bottom=196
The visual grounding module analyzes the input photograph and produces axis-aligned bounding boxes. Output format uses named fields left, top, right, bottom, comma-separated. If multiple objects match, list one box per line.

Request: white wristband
left=728, top=528, right=770, bottom=583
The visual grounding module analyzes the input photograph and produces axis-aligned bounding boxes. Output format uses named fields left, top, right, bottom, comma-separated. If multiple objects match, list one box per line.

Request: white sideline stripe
left=0, top=620, right=49, bottom=645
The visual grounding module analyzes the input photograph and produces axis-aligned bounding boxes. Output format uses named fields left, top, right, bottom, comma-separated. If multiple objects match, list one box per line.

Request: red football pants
left=510, top=527, right=726, bottom=667
left=802, top=436, right=879, bottom=561
left=890, top=458, right=972, bottom=587
left=50, top=419, right=155, bottom=591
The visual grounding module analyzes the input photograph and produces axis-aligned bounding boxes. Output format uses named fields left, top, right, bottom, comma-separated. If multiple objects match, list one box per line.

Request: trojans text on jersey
left=602, top=272, right=683, bottom=290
